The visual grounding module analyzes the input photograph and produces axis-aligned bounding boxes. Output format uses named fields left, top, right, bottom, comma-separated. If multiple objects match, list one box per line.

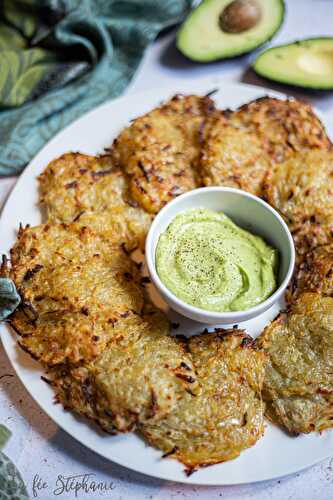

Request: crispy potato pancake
left=39, top=153, right=151, bottom=251
left=39, top=153, right=124, bottom=219
left=229, top=97, right=331, bottom=163
left=112, top=94, right=215, bottom=213
left=286, top=244, right=333, bottom=304
left=6, top=223, right=144, bottom=365
left=140, top=329, right=266, bottom=474
left=257, top=293, right=333, bottom=434
left=51, top=312, right=198, bottom=433
left=201, top=113, right=271, bottom=196
left=263, top=150, right=333, bottom=255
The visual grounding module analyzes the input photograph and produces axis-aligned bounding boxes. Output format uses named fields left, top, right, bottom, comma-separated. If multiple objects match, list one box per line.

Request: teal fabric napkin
left=0, top=0, right=192, bottom=175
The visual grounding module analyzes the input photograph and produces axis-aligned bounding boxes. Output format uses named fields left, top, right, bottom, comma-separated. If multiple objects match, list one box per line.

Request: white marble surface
left=1, top=1, right=333, bottom=498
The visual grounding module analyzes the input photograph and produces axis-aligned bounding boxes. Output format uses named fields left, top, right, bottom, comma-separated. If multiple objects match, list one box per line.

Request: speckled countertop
left=1, top=1, right=333, bottom=498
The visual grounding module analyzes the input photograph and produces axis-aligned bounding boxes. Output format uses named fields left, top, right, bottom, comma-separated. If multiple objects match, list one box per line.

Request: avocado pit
left=220, top=0, right=262, bottom=34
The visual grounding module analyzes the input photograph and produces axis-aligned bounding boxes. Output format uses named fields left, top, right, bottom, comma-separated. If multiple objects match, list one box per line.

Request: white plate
left=1, top=78, right=332, bottom=486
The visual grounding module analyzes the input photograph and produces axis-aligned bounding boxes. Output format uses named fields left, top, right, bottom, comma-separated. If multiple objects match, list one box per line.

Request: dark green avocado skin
left=253, top=38, right=333, bottom=90
left=176, top=0, right=285, bottom=62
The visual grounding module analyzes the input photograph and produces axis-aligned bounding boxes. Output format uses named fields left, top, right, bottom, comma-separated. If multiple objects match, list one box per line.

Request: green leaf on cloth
left=0, top=0, right=192, bottom=175
left=0, top=426, right=29, bottom=499
left=2, top=0, right=38, bottom=39
left=0, top=278, right=21, bottom=320
left=0, top=24, right=26, bottom=50
left=0, top=48, right=56, bottom=107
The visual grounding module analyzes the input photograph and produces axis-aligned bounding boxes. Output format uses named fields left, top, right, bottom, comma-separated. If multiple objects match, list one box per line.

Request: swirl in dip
left=155, top=208, right=278, bottom=312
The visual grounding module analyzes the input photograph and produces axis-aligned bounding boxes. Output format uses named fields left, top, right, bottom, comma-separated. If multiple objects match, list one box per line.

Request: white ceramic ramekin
left=145, top=187, right=295, bottom=324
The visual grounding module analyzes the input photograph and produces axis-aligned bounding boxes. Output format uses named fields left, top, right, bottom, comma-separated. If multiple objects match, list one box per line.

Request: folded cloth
left=0, top=0, right=192, bottom=175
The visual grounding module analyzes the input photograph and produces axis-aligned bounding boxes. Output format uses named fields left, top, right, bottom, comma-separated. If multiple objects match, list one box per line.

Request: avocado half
left=177, top=0, right=285, bottom=62
left=253, top=38, right=333, bottom=90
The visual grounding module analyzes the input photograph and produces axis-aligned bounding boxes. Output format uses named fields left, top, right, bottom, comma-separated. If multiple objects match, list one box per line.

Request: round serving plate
left=1, top=77, right=332, bottom=486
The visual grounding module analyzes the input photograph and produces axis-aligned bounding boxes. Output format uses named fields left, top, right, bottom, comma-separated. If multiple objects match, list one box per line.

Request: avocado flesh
left=253, top=38, right=333, bottom=89
left=177, top=0, right=285, bottom=62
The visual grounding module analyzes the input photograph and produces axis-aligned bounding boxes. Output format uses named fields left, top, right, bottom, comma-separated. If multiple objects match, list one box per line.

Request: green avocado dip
left=155, top=208, right=278, bottom=312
